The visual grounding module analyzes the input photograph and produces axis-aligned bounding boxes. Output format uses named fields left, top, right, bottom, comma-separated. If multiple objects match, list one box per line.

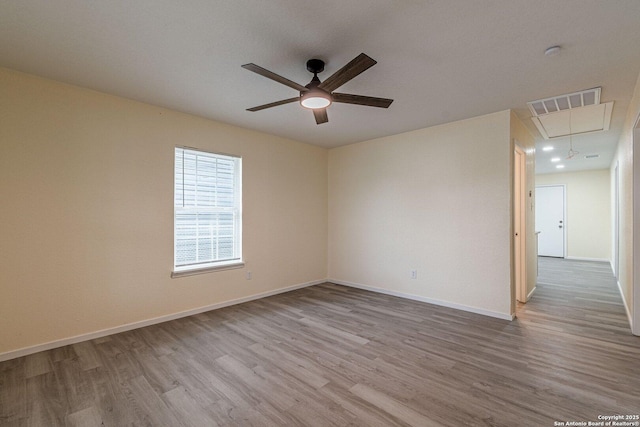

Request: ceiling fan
left=242, top=53, right=393, bottom=124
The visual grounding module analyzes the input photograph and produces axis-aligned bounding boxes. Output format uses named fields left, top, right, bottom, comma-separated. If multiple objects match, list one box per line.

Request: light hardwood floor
left=1, top=257, right=639, bottom=426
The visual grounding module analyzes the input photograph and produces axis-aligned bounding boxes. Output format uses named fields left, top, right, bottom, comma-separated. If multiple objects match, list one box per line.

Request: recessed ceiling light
left=542, top=146, right=554, bottom=151
left=556, top=164, right=565, bottom=169
left=544, top=46, right=562, bottom=57
left=551, top=157, right=561, bottom=162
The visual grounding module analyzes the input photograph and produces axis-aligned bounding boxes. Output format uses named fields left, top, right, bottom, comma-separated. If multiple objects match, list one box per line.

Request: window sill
left=171, top=261, right=245, bottom=278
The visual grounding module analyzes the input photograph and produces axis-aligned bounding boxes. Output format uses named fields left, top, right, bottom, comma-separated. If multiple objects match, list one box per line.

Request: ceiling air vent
left=527, top=88, right=601, bottom=116
left=527, top=87, right=614, bottom=140
left=584, top=154, right=600, bottom=159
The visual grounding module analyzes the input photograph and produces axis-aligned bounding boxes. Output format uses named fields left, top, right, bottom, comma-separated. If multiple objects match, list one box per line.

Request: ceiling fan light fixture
left=300, top=90, right=332, bottom=109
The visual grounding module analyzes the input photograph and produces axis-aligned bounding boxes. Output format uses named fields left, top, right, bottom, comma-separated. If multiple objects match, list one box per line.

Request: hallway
left=518, top=257, right=632, bottom=339
left=515, top=257, right=640, bottom=419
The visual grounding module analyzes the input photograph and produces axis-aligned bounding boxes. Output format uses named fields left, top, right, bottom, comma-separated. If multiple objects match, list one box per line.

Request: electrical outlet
left=410, top=270, right=417, bottom=279
left=246, top=271, right=252, bottom=280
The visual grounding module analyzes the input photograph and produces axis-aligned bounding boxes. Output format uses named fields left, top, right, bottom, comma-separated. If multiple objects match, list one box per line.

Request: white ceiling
left=1, top=1, right=639, bottom=174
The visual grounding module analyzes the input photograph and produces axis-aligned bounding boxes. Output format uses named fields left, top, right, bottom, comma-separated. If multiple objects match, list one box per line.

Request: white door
left=535, top=185, right=565, bottom=257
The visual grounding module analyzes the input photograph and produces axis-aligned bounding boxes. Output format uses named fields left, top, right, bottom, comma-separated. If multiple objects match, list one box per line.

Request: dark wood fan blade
left=247, top=97, right=299, bottom=112
left=313, top=108, right=328, bottom=124
left=317, top=53, right=377, bottom=93
left=242, top=63, right=307, bottom=92
left=333, top=93, right=394, bottom=108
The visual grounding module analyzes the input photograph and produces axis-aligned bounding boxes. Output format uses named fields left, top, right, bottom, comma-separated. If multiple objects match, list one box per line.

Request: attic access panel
left=528, top=87, right=614, bottom=139
left=531, top=102, right=614, bottom=139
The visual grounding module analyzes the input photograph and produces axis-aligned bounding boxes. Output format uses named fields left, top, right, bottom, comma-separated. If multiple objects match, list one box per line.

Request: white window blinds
left=174, top=147, right=242, bottom=272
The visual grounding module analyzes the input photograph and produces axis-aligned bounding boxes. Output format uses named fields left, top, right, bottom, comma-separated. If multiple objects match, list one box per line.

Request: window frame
left=171, top=146, right=243, bottom=278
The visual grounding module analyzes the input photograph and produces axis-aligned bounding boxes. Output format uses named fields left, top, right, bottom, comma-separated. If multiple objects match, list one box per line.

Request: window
left=173, top=147, right=242, bottom=276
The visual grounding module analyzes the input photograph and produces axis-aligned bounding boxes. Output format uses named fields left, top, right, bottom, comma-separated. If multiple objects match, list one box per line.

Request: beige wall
left=611, top=70, right=640, bottom=332
left=328, top=111, right=514, bottom=319
left=511, top=112, right=537, bottom=303
left=0, top=65, right=552, bottom=356
left=536, top=170, right=611, bottom=261
left=0, top=67, right=328, bottom=356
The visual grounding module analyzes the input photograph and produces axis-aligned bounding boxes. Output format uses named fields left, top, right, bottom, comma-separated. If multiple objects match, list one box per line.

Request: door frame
left=514, top=145, right=527, bottom=303
left=633, top=117, right=640, bottom=335
left=535, top=184, right=567, bottom=258
left=614, top=161, right=620, bottom=280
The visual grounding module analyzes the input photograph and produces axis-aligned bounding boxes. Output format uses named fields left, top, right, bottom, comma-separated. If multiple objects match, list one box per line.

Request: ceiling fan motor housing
left=300, top=58, right=331, bottom=109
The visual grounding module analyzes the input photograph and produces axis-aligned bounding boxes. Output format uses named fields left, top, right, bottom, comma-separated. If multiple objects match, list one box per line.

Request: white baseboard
left=0, top=279, right=324, bottom=363
left=526, top=286, right=537, bottom=301
left=616, top=278, right=633, bottom=331
left=328, top=279, right=514, bottom=321
left=565, top=256, right=610, bottom=263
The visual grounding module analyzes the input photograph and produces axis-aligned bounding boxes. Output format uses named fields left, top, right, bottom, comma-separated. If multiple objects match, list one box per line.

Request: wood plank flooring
left=1, top=257, right=639, bottom=426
